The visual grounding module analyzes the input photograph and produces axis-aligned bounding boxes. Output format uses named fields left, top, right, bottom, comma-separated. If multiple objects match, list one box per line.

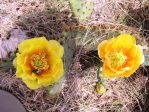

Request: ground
left=0, top=0, right=149, bottom=112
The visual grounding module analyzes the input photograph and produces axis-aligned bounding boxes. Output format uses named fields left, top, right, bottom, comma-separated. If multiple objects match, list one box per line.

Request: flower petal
left=114, top=34, right=136, bottom=50
left=18, top=37, right=49, bottom=53
left=37, top=60, right=64, bottom=86
left=122, top=45, right=143, bottom=77
left=125, top=45, right=138, bottom=58
left=98, top=40, right=108, bottom=59
left=49, top=40, right=64, bottom=58
left=102, top=64, right=117, bottom=78
left=22, top=79, right=40, bottom=90
left=47, top=49, right=61, bottom=70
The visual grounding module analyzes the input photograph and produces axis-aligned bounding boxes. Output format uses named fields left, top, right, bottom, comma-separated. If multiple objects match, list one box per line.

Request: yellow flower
left=14, top=37, right=64, bottom=89
left=98, top=34, right=144, bottom=78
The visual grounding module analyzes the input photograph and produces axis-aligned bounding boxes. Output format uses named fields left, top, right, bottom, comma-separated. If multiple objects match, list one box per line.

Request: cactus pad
left=69, top=0, right=93, bottom=22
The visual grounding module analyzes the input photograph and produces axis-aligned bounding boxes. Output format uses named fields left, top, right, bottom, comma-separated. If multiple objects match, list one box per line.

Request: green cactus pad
left=69, top=0, right=93, bottom=22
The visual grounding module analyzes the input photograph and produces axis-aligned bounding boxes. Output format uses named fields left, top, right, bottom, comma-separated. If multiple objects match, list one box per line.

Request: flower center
left=108, top=51, right=127, bottom=67
left=30, top=51, right=49, bottom=74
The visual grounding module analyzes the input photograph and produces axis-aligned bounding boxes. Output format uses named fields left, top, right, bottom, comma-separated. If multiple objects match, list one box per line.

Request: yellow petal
left=47, top=49, right=61, bottom=70
left=98, top=40, right=108, bottom=59
left=22, top=79, right=41, bottom=90
left=16, top=65, right=23, bottom=78
left=21, top=72, right=37, bottom=81
left=122, top=45, right=143, bottom=77
left=18, top=37, right=49, bottom=53
left=114, top=34, right=136, bottom=50
left=104, top=37, right=116, bottom=52
left=49, top=40, right=64, bottom=58
left=37, top=60, right=64, bottom=86
left=50, top=60, right=64, bottom=83
left=102, top=64, right=117, bottom=78
left=13, top=58, right=17, bottom=68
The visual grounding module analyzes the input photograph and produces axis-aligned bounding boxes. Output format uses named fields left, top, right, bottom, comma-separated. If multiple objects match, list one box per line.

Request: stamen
left=30, top=51, right=49, bottom=74
left=108, top=51, right=127, bottom=67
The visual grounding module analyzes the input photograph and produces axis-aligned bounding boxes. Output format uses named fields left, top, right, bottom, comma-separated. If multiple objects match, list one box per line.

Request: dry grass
left=0, top=66, right=148, bottom=112
left=0, top=0, right=46, bottom=39
left=0, top=0, right=149, bottom=112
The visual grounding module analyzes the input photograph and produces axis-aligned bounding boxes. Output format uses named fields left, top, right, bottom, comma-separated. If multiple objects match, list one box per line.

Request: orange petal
left=102, top=64, right=118, bottom=78
left=125, top=45, right=138, bottom=58
left=98, top=40, right=108, bottom=59
left=122, top=45, right=143, bottom=77
left=113, top=34, right=136, bottom=50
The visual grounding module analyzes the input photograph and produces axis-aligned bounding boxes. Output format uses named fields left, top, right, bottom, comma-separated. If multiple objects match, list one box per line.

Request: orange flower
left=98, top=34, right=144, bottom=78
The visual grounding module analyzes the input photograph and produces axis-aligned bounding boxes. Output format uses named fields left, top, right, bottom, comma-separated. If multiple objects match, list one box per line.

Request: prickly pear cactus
left=69, top=0, right=93, bottom=22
